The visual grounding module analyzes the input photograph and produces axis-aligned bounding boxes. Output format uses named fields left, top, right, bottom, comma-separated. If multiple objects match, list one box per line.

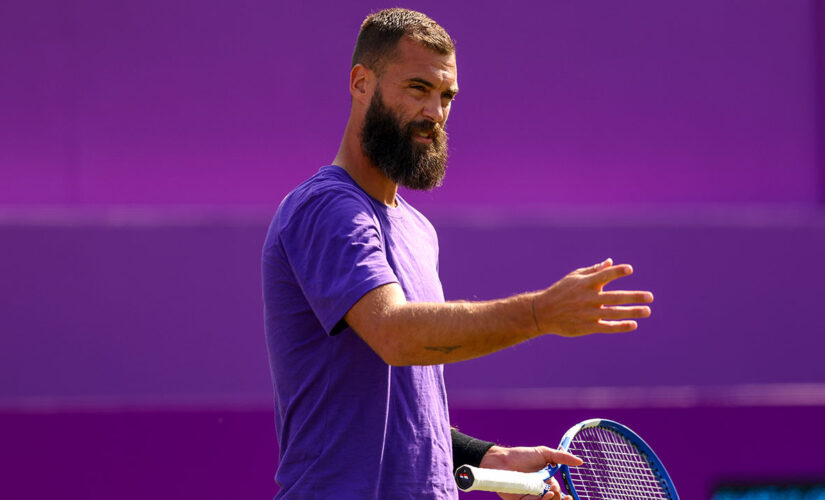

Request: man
left=262, top=8, right=653, bottom=499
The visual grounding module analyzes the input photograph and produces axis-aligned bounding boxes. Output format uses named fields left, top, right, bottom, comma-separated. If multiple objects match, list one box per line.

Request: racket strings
left=565, top=427, right=672, bottom=499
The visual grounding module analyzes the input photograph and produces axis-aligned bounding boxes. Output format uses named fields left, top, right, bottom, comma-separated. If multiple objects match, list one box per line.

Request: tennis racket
left=455, top=418, right=679, bottom=499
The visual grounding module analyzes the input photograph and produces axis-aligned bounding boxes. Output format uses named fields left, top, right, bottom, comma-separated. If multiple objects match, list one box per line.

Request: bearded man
left=262, top=8, right=653, bottom=499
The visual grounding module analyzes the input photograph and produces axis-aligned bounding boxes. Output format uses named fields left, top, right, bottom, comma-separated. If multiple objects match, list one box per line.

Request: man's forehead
left=385, top=37, right=457, bottom=89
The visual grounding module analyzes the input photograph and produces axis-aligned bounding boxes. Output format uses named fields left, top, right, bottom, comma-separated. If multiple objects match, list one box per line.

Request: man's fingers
left=541, top=477, right=572, bottom=500
left=533, top=448, right=580, bottom=500
left=600, top=290, right=654, bottom=305
left=577, top=258, right=613, bottom=276
left=585, top=263, right=633, bottom=287
left=597, top=320, right=638, bottom=333
left=537, top=446, right=583, bottom=467
left=599, top=305, right=651, bottom=320
left=540, top=490, right=560, bottom=500
left=537, top=477, right=561, bottom=500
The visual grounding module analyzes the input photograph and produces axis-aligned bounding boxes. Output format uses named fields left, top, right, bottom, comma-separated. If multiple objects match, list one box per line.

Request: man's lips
left=411, top=126, right=436, bottom=143
left=413, top=131, right=433, bottom=143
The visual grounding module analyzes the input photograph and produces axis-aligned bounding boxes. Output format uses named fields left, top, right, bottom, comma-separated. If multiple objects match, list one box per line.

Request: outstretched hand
left=533, top=258, right=654, bottom=336
left=478, top=445, right=583, bottom=500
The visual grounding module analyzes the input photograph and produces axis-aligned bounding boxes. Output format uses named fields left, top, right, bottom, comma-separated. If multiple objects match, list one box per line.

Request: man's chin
left=397, top=170, right=446, bottom=191
left=371, top=147, right=447, bottom=191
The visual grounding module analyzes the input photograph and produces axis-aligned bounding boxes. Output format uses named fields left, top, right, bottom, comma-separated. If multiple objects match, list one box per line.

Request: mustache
left=406, top=120, right=443, bottom=137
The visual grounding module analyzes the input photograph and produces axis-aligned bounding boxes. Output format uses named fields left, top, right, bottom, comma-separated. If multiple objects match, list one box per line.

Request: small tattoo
left=425, top=345, right=461, bottom=354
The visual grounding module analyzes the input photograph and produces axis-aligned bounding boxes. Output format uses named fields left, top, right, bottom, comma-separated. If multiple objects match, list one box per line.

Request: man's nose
left=421, top=94, right=445, bottom=123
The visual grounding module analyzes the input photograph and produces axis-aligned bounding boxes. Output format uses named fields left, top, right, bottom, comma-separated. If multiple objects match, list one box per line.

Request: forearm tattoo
left=424, top=345, right=461, bottom=354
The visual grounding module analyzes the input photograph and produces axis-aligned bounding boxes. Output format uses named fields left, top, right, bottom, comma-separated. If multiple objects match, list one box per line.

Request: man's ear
left=350, top=64, right=373, bottom=105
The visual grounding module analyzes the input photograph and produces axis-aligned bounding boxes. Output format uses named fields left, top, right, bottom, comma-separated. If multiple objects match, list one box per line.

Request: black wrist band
left=451, top=428, right=495, bottom=471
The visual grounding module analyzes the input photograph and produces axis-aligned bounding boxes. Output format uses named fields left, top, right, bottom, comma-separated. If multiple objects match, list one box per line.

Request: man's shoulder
left=276, top=166, right=376, bottom=228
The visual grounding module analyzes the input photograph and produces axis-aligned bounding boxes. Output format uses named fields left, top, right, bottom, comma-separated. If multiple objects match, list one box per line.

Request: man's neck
left=333, top=120, right=399, bottom=207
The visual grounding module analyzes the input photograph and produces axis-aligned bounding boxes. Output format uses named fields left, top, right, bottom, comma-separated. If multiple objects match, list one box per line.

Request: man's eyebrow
left=407, top=77, right=459, bottom=96
left=407, top=77, right=435, bottom=88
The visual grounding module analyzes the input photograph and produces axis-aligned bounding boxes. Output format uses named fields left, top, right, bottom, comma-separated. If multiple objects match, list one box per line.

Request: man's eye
left=410, top=85, right=426, bottom=91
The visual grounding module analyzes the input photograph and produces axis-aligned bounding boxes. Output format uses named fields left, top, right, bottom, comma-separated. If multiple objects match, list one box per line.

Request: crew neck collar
left=324, top=165, right=406, bottom=217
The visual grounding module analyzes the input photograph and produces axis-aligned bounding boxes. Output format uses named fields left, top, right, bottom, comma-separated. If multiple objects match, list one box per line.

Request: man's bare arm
left=344, top=259, right=654, bottom=366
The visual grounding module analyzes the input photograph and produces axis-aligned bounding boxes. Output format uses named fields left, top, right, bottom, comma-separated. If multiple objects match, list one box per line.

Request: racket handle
left=455, top=464, right=554, bottom=495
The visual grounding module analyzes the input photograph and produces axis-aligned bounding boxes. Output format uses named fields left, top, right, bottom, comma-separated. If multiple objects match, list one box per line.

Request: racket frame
left=454, top=418, right=679, bottom=499
left=556, top=418, right=679, bottom=500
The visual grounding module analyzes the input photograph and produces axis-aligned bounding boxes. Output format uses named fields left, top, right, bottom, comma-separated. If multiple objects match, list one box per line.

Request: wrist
left=451, top=429, right=496, bottom=470
left=529, top=293, right=542, bottom=334
left=478, top=445, right=508, bottom=470
left=520, top=292, right=546, bottom=338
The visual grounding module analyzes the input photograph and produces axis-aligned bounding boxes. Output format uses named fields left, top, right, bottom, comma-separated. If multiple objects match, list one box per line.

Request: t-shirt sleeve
left=279, top=190, right=399, bottom=335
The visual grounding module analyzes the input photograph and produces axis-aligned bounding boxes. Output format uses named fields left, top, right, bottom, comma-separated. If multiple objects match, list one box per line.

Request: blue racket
left=455, top=419, right=679, bottom=499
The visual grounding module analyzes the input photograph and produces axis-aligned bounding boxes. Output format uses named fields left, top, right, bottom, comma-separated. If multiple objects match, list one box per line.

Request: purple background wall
left=2, top=0, right=825, bottom=498
left=1, top=0, right=820, bottom=207
left=3, top=214, right=824, bottom=400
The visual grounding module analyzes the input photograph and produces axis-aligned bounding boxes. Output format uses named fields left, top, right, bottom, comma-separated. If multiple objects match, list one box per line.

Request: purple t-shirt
left=262, top=165, right=456, bottom=499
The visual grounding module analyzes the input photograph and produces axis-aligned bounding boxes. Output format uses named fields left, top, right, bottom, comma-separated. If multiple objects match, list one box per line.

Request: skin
left=333, top=36, right=654, bottom=500
left=333, top=36, right=457, bottom=206
left=481, top=446, right=581, bottom=500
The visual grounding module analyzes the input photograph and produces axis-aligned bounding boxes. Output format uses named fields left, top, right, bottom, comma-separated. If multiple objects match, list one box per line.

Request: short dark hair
left=351, top=8, right=455, bottom=74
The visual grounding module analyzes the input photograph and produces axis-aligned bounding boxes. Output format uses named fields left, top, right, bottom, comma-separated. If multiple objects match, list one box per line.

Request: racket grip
left=455, top=464, right=551, bottom=495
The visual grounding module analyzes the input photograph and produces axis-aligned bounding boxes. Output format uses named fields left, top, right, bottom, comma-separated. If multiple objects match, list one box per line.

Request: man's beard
left=360, top=89, right=448, bottom=191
